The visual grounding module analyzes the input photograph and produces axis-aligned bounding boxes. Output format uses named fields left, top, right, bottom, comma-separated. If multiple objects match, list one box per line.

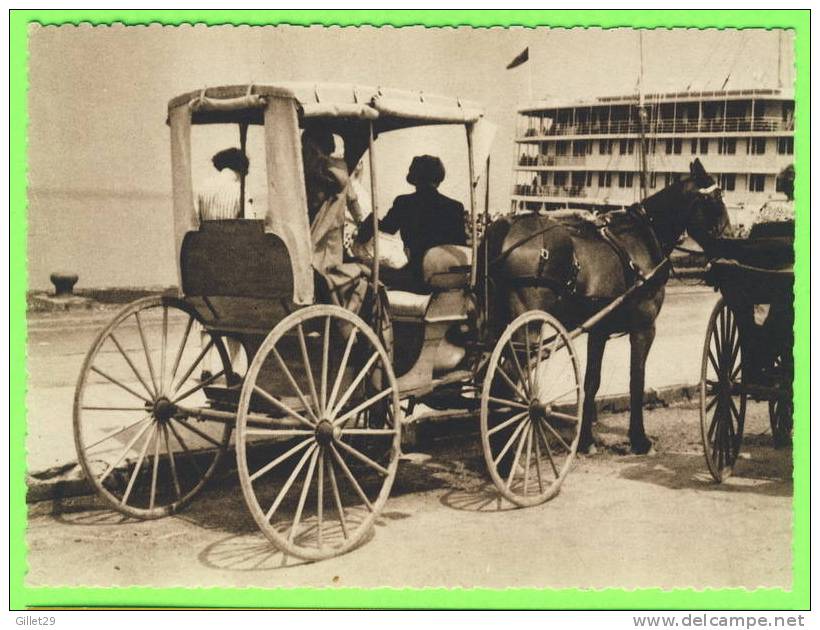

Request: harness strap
left=595, top=219, right=645, bottom=284
left=488, top=223, right=562, bottom=270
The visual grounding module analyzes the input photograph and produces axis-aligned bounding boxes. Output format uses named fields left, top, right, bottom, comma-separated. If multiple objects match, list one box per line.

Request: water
left=27, top=188, right=178, bottom=291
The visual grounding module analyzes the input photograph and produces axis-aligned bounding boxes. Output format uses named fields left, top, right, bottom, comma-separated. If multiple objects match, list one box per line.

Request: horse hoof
left=578, top=441, right=598, bottom=456
left=630, top=439, right=655, bottom=456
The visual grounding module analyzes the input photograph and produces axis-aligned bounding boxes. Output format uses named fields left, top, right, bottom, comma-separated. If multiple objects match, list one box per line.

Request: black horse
left=483, top=159, right=729, bottom=454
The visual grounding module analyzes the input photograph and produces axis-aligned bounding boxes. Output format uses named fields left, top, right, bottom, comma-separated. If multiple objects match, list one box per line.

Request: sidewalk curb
left=26, top=383, right=700, bottom=505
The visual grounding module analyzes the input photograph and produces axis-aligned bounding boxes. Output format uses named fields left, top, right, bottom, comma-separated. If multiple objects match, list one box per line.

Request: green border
left=10, top=9, right=809, bottom=610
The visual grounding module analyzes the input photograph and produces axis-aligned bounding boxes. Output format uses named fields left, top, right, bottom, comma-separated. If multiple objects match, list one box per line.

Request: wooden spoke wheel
left=480, top=311, right=582, bottom=507
left=768, top=351, right=793, bottom=448
left=700, top=298, right=747, bottom=482
left=236, top=305, right=401, bottom=561
left=73, top=296, right=235, bottom=519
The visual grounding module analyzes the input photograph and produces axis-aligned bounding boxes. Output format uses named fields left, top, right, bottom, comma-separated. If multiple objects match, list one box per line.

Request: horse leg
left=628, top=325, right=656, bottom=454
left=579, top=331, right=607, bottom=454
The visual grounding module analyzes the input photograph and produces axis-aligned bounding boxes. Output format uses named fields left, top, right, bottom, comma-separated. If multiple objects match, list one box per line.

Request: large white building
left=511, top=88, right=794, bottom=225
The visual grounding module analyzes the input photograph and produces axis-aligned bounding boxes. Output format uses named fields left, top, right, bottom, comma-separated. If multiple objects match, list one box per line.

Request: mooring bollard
left=50, top=272, right=79, bottom=297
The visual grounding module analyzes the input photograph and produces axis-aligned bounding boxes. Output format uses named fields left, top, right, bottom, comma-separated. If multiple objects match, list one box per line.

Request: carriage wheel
left=236, top=305, right=401, bottom=561
left=700, top=298, right=747, bottom=482
left=73, top=296, right=234, bottom=519
left=769, top=397, right=793, bottom=448
left=480, top=311, right=583, bottom=507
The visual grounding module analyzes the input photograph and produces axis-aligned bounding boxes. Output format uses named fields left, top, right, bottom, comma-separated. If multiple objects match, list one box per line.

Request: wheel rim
left=700, top=299, right=746, bottom=482
left=73, top=296, right=234, bottom=518
left=480, top=311, right=582, bottom=507
left=236, top=305, right=401, bottom=561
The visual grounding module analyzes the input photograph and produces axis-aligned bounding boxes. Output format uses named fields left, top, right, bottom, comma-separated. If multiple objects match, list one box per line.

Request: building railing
left=519, top=116, right=794, bottom=139
left=516, top=153, right=793, bottom=170
left=513, top=184, right=587, bottom=198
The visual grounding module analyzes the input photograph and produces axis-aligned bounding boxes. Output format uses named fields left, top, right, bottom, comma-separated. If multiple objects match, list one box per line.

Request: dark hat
left=407, top=155, right=445, bottom=187
left=302, top=122, right=335, bottom=155
left=212, top=148, right=249, bottom=175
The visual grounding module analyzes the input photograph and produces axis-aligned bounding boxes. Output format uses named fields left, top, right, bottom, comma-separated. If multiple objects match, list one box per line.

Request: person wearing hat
left=357, top=155, right=466, bottom=283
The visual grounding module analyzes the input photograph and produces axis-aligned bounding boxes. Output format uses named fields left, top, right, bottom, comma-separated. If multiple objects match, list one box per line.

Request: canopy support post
left=368, top=122, right=380, bottom=294
left=466, top=123, right=478, bottom=288
left=482, top=154, right=491, bottom=335
left=239, top=121, right=249, bottom=218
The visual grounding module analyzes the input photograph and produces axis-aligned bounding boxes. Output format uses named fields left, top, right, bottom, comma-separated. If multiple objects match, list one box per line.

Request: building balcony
left=512, top=184, right=588, bottom=198
left=517, top=116, right=794, bottom=139
left=515, top=152, right=793, bottom=174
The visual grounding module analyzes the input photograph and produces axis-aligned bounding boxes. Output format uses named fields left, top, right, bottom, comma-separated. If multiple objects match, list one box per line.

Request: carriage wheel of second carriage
left=700, top=298, right=747, bottom=482
left=480, top=311, right=583, bottom=507
left=236, top=305, right=401, bottom=561
left=73, top=296, right=234, bottom=519
left=768, top=352, right=793, bottom=448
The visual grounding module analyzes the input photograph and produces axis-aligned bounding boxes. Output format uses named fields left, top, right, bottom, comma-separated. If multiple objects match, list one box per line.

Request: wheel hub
left=152, top=397, right=178, bottom=424
left=529, top=399, right=551, bottom=421
left=315, top=420, right=337, bottom=446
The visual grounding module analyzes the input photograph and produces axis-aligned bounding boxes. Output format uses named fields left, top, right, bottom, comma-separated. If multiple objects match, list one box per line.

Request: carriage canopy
left=168, top=83, right=490, bottom=304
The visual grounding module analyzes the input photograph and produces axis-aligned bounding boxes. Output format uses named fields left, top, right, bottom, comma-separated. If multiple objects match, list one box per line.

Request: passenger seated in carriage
left=356, top=155, right=467, bottom=290
left=196, top=148, right=250, bottom=221
left=302, top=123, right=371, bottom=313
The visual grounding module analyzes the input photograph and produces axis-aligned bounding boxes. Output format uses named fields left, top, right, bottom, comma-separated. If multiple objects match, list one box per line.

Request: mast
left=637, top=31, right=649, bottom=202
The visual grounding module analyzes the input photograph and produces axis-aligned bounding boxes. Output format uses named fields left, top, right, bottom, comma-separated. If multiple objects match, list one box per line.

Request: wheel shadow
left=439, top=481, right=518, bottom=513
left=617, top=443, right=793, bottom=498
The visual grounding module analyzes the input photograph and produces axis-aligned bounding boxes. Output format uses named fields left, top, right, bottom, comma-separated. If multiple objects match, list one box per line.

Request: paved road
left=25, top=286, right=719, bottom=474
left=26, top=403, right=792, bottom=590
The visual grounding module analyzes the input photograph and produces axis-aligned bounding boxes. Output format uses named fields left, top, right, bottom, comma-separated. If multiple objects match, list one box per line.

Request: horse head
left=644, top=158, right=730, bottom=254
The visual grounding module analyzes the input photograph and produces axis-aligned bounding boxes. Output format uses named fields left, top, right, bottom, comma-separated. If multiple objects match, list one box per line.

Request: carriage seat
left=386, top=290, right=432, bottom=320
left=422, top=245, right=472, bottom=289
left=180, top=220, right=293, bottom=299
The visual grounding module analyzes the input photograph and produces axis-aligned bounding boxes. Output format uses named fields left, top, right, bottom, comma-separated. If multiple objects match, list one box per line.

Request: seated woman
left=357, top=155, right=467, bottom=290
left=197, top=148, right=249, bottom=221
left=302, top=123, right=370, bottom=313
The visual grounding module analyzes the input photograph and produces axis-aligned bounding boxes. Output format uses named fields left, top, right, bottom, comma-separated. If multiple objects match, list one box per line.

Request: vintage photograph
left=25, top=23, right=795, bottom=591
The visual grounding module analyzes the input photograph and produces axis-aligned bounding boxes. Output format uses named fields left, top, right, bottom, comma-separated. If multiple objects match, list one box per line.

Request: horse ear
left=691, top=158, right=708, bottom=180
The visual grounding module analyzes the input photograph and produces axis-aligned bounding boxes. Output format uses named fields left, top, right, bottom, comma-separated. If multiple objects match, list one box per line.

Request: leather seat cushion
left=422, top=245, right=472, bottom=289
left=387, top=290, right=432, bottom=319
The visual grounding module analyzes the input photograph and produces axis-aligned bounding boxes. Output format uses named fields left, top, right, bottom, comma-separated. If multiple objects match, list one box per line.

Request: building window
left=665, top=139, right=682, bottom=155
left=618, top=172, right=634, bottom=188
left=599, top=140, right=612, bottom=155
left=649, top=172, right=657, bottom=188
left=777, top=137, right=794, bottom=155
left=571, top=172, right=585, bottom=187
left=749, top=174, right=765, bottom=192
left=585, top=172, right=593, bottom=187
left=573, top=140, right=589, bottom=157
left=700, top=139, right=709, bottom=154
left=554, top=171, right=567, bottom=187
left=619, top=139, right=635, bottom=155
left=598, top=172, right=612, bottom=188
left=556, top=141, right=568, bottom=156
left=691, top=139, right=698, bottom=154
left=719, top=174, right=736, bottom=192
left=718, top=138, right=737, bottom=155
left=749, top=138, right=766, bottom=155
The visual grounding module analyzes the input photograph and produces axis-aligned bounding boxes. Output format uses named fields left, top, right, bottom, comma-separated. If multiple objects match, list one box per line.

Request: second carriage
left=698, top=216, right=795, bottom=482
left=74, top=83, right=584, bottom=560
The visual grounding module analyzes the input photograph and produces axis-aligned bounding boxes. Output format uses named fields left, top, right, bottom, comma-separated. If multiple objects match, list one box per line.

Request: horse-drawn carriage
left=698, top=215, right=794, bottom=482
left=73, top=83, right=585, bottom=560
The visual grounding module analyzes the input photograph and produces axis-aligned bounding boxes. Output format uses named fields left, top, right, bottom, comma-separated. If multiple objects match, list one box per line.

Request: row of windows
left=527, top=172, right=772, bottom=192
left=538, top=137, right=794, bottom=157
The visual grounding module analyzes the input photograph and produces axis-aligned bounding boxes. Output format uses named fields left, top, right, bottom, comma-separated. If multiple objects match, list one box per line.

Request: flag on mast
left=506, top=47, right=529, bottom=69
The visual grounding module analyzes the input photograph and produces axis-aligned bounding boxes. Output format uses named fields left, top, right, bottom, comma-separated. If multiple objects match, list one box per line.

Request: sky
left=26, top=25, right=794, bottom=288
